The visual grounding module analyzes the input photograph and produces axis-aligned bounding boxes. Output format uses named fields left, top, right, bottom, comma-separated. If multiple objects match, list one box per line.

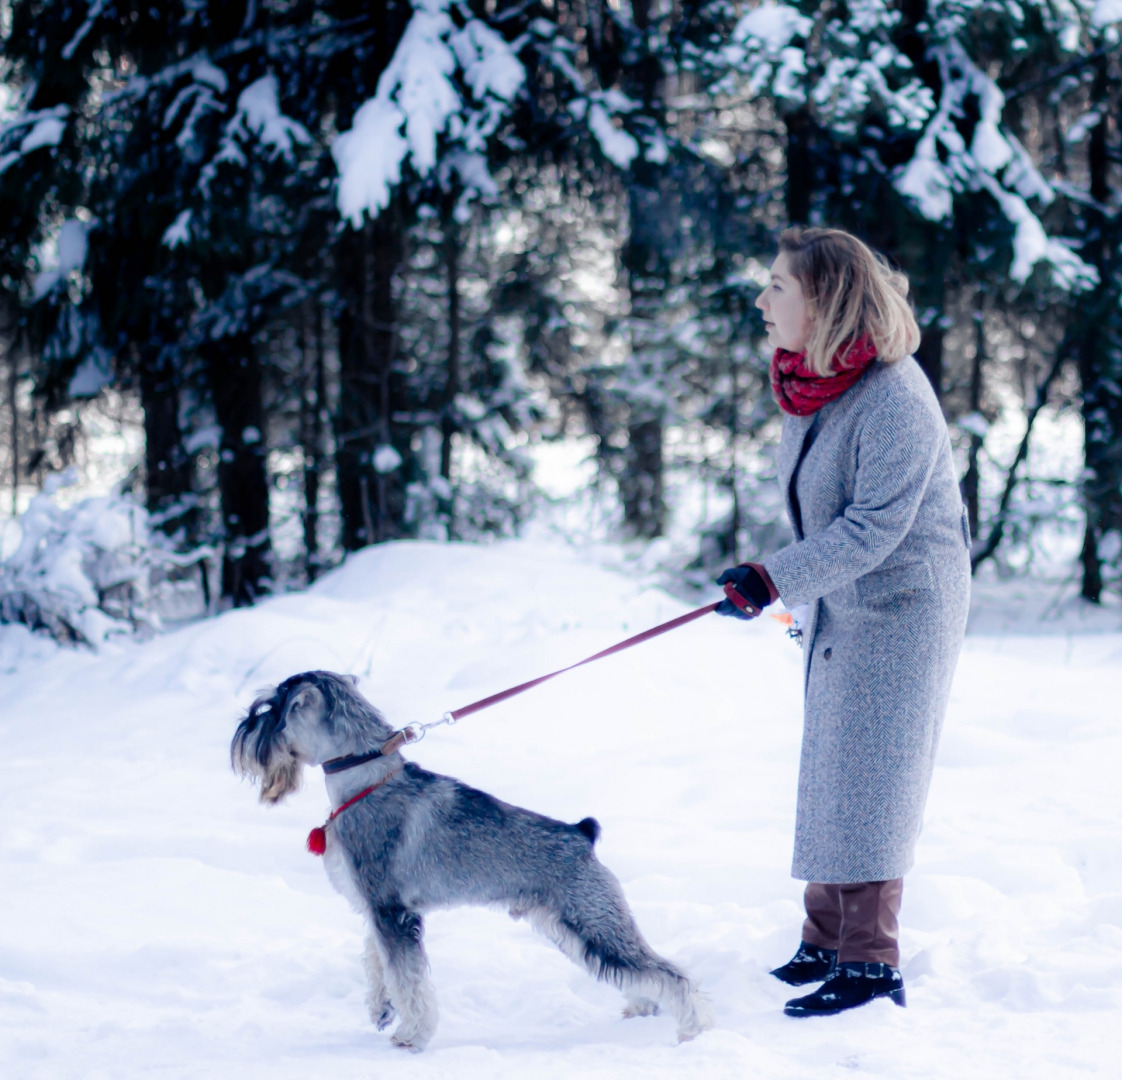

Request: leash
left=331, top=594, right=734, bottom=764
left=396, top=593, right=736, bottom=749
left=308, top=585, right=749, bottom=855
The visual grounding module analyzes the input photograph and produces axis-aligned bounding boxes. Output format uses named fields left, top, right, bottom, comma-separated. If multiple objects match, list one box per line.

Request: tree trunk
left=620, top=415, right=665, bottom=538
left=972, top=347, right=1066, bottom=572
left=440, top=194, right=460, bottom=484
left=1076, top=53, right=1112, bottom=603
left=334, top=198, right=406, bottom=550
left=329, top=0, right=412, bottom=552
left=440, top=194, right=461, bottom=537
left=5, top=341, right=17, bottom=516
left=914, top=317, right=945, bottom=396
left=620, top=179, right=669, bottom=540
left=727, top=344, right=741, bottom=561
left=300, top=297, right=326, bottom=581
left=785, top=107, right=814, bottom=225
left=137, top=351, right=195, bottom=530
left=617, top=0, right=669, bottom=540
left=200, top=332, right=272, bottom=605
left=961, top=302, right=985, bottom=538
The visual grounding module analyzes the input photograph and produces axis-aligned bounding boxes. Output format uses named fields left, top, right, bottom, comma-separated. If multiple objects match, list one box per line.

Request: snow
left=976, top=173, right=1098, bottom=289
left=198, top=77, right=310, bottom=193
left=67, top=351, right=114, bottom=398
left=0, top=473, right=161, bottom=645
left=896, top=140, right=952, bottom=219
left=893, top=40, right=1096, bottom=290
left=773, top=47, right=809, bottom=103
left=1092, top=0, right=1122, bottom=25
left=162, top=208, right=193, bottom=249
left=31, top=217, right=90, bottom=299
left=19, top=115, right=65, bottom=154
left=333, top=93, right=409, bottom=223
left=333, top=0, right=524, bottom=224
left=969, top=82, right=1013, bottom=174
left=232, top=76, right=312, bottom=161
left=1, top=538, right=1119, bottom=1077
left=1065, top=108, right=1103, bottom=144
left=189, top=59, right=228, bottom=94
left=60, top=0, right=107, bottom=61
left=732, top=4, right=812, bottom=51
left=589, top=102, right=639, bottom=168
left=1, top=107, right=70, bottom=177
left=450, top=17, right=524, bottom=104
left=56, top=218, right=89, bottom=273
left=726, top=3, right=814, bottom=102
left=373, top=444, right=404, bottom=474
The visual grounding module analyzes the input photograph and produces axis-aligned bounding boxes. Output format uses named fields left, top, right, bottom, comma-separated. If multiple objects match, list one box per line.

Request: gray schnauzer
left=231, top=670, right=712, bottom=1051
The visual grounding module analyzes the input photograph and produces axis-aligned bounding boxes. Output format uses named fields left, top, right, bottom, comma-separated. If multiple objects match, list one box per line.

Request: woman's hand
left=716, top=564, right=775, bottom=619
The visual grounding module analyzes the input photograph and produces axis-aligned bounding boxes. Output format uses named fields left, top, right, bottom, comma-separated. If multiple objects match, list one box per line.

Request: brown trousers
left=801, top=879, right=903, bottom=966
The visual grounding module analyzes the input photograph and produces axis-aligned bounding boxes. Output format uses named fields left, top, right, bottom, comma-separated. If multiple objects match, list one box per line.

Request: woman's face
left=756, top=251, right=810, bottom=353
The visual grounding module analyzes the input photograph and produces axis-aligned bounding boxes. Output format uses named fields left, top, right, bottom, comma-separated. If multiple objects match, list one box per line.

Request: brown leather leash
left=378, top=590, right=740, bottom=754
left=309, top=587, right=747, bottom=855
left=447, top=598, right=724, bottom=721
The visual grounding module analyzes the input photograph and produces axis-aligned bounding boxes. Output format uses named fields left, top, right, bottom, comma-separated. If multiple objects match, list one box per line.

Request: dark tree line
left=1, top=0, right=1120, bottom=607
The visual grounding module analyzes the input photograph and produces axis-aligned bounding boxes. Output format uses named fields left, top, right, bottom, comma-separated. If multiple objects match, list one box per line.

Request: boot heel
left=889, top=986, right=906, bottom=1007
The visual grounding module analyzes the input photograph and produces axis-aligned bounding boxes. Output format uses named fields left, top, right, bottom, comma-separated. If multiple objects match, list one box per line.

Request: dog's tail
left=575, top=817, right=601, bottom=844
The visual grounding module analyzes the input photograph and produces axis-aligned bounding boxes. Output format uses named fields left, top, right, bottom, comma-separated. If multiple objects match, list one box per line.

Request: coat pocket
left=856, top=562, right=937, bottom=602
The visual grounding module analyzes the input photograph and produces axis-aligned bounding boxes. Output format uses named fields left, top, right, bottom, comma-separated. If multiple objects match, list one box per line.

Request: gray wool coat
left=762, top=357, right=971, bottom=885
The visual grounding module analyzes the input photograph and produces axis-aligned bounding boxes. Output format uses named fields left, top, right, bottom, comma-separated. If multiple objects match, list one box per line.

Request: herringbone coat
left=762, top=357, right=971, bottom=884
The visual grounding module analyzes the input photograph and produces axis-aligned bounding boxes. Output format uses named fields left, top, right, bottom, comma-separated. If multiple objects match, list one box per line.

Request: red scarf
left=770, top=336, right=878, bottom=417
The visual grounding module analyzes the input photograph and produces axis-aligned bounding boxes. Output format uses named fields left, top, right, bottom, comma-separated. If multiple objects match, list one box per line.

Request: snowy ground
left=1, top=539, right=1120, bottom=1079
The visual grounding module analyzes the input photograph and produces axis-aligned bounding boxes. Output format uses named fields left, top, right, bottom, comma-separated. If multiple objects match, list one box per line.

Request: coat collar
left=778, top=411, right=823, bottom=540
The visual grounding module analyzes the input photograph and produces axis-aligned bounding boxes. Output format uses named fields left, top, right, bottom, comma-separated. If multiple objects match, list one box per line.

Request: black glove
left=716, top=564, right=773, bottom=619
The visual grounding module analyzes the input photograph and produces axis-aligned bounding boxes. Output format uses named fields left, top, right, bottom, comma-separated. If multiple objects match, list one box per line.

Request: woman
left=717, top=227, right=971, bottom=1017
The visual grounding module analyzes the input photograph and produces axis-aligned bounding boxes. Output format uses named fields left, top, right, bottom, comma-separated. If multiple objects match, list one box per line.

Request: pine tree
left=719, top=0, right=1098, bottom=396
left=1066, top=19, right=1122, bottom=599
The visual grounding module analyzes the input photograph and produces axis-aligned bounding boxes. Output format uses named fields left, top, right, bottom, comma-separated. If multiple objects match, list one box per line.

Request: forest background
left=2, top=0, right=1122, bottom=638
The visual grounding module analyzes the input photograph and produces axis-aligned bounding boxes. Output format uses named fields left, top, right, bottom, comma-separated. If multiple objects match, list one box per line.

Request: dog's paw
left=622, top=997, right=660, bottom=1019
left=675, top=993, right=715, bottom=1042
left=373, top=1001, right=397, bottom=1031
left=391, top=1032, right=427, bottom=1053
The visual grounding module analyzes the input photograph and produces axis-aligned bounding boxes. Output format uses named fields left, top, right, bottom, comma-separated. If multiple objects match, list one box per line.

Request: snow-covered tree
left=0, top=468, right=211, bottom=645
left=719, top=0, right=1099, bottom=392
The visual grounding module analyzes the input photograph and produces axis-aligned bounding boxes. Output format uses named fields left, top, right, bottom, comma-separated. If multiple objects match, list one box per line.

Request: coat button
left=823, top=647, right=832, bottom=659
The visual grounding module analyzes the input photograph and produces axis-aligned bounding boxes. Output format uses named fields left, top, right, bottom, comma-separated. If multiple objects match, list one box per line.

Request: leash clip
left=400, top=722, right=426, bottom=745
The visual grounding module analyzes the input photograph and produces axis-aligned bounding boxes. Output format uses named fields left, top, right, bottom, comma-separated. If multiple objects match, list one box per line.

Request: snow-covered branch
left=333, top=0, right=524, bottom=224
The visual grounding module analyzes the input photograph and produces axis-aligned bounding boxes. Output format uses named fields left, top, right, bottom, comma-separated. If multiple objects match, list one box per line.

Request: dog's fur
left=231, top=670, right=712, bottom=1051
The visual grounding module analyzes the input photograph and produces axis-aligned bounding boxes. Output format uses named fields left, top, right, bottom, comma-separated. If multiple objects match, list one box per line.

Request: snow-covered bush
left=0, top=470, right=210, bottom=647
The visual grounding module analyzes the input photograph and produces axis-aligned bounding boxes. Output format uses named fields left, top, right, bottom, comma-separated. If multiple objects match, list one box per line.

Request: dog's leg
left=372, top=902, right=438, bottom=1052
left=621, top=994, right=660, bottom=1019
left=527, top=870, right=713, bottom=1042
left=584, top=917, right=711, bottom=1041
left=619, top=953, right=712, bottom=1042
left=363, top=931, right=396, bottom=1031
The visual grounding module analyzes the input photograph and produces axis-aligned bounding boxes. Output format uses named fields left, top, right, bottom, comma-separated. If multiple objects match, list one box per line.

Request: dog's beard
left=259, top=756, right=303, bottom=804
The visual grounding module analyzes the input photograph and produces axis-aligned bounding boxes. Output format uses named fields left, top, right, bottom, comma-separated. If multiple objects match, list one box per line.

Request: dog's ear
left=345, top=673, right=360, bottom=687
left=285, top=681, right=327, bottom=727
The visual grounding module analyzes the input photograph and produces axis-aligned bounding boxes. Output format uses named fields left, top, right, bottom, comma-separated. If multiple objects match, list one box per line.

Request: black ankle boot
left=784, top=961, right=905, bottom=1016
left=770, top=942, right=838, bottom=986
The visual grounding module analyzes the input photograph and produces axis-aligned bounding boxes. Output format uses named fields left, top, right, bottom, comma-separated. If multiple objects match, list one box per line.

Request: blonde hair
left=777, top=227, right=921, bottom=377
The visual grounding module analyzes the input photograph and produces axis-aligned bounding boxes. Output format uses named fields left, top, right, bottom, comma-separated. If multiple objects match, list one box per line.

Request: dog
left=231, top=670, right=712, bottom=1051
